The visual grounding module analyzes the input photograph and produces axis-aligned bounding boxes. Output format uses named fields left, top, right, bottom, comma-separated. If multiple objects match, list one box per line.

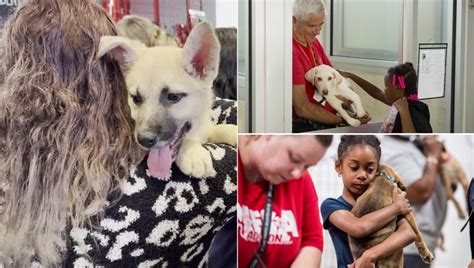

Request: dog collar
left=318, top=96, right=326, bottom=105
left=377, top=171, right=396, bottom=184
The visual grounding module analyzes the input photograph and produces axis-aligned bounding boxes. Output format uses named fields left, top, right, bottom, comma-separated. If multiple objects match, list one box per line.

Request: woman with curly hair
left=0, top=0, right=142, bottom=265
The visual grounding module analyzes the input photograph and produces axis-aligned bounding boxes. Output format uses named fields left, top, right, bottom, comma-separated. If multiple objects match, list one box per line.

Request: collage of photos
left=0, top=0, right=473, bottom=268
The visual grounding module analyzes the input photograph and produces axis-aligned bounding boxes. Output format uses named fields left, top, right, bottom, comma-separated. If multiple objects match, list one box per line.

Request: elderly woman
left=292, top=0, right=384, bottom=132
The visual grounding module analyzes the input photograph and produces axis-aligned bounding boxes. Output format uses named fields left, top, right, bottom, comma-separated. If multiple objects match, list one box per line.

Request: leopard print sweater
left=64, top=98, right=237, bottom=267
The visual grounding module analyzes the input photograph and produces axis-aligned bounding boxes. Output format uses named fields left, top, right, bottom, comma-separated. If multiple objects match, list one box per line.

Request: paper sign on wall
left=417, top=43, right=448, bottom=100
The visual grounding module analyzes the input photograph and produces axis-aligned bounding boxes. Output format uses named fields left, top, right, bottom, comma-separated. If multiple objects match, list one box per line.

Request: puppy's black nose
left=137, top=135, right=157, bottom=148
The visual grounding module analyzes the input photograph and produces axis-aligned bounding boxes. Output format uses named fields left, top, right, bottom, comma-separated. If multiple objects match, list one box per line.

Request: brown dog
left=439, top=152, right=469, bottom=219
left=349, top=165, right=434, bottom=267
left=414, top=136, right=469, bottom=219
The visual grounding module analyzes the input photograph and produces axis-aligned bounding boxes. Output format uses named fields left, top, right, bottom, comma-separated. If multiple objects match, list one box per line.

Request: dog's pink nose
left=322, top=89, right=328, bottom=95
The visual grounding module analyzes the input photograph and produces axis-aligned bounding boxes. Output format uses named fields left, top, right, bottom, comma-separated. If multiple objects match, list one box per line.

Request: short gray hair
left=293, top=0, right=327, bottom=21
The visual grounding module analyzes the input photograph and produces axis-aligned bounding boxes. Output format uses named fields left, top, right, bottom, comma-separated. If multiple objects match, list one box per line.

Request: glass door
left=238, top=0, right=250, bottom=132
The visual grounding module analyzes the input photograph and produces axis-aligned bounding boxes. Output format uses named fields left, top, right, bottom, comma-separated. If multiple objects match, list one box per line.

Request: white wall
left=215, top=0, right=238, bottom=28
left=465, top=2, right=474, bottom=132
left=311, top=135, right=472, bottom=268
left=251, top=0, right=292, bottom=133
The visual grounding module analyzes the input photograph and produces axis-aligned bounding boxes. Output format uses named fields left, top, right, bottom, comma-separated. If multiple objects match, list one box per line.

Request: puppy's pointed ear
left=97, top=36, right=140, bottom=73
left=305, top=67, right=318, bottom=85
left=182, top=22, right=220, bottom=85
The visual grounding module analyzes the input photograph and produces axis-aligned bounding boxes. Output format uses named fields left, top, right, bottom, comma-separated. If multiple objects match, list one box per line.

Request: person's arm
left=293, top=84, right=343, bottom=124
left=291, top=246, right=322, bottom=268
left=348, top=218, right=416, bottom=268
left=329, top=186, right=411, bottom=238
left=406, top=136, right=443, bottom=204
left=393, top=98, right=416, bottom=133
left=339, top=71, right=390, bottom=106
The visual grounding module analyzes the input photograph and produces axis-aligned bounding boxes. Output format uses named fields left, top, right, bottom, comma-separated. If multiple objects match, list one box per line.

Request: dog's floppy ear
left=97, top=36, right=141, bottom=73
left=305, top=67, right=318, bottom=86
left=182, top=21, right=220, bottom=85
left=333, top=69, right=344, bottom=85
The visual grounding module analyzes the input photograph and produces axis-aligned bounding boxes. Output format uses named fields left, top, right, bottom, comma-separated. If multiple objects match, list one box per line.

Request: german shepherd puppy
left=97, top=22, right=236, bottom=180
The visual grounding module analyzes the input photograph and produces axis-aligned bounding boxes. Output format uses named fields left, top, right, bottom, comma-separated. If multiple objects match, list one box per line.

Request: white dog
left=97, top=22, right=236, bottom=179
left=305, top=64, right=366, bottom=127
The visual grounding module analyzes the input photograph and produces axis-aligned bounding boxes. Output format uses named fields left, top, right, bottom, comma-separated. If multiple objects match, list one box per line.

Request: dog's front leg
left=344, top=89, right=366, bottom=118
left=350, top=96, right=366, bottom=119
left=336, top=104, right=361, bottom=127
left=176, top=137, right=216, bottom=179
left=440, top=169, right=466, bottom=218
left=404, top=212, right=434, bottom=264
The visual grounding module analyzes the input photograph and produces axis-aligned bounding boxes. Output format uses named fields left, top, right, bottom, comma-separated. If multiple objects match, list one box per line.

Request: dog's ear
left=182, top=21, right=221, bottom=85
left=333, top=70, right=344, bottom=85
left=97, top=36, right=141, bottom=73
left=305, top=67, right=318, bottom=86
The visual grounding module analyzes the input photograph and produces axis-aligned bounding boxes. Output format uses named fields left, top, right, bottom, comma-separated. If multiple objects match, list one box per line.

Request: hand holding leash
left=392, top=183, right=412, bottom=215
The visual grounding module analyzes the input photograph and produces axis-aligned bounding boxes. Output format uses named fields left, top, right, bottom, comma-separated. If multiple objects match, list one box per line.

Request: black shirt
left=393, top=100, right=432, bottom=133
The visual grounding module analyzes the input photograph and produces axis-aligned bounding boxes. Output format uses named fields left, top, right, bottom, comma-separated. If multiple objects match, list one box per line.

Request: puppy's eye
left=131, top=94, right=142, bottom=105
left=167, top=93, right=186, bottom=103
left=328, top=77, right=333, bottom=81
left=317, top=77, right=322, bottom=81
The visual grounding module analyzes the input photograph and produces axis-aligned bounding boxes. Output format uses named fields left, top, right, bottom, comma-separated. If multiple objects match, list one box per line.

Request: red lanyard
left=295, top=38, right=317, bottom=67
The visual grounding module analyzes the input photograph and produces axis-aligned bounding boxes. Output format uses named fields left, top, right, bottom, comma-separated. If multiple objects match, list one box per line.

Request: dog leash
left=461, top=179, right=474, bottom=232
left=248, top=183, right=274, bottom=268
left=460, top=211, right=473, bottom=232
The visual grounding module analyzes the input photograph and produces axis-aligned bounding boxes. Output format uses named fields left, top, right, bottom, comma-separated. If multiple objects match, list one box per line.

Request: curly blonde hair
left=0, top=0, right=142, bottom=265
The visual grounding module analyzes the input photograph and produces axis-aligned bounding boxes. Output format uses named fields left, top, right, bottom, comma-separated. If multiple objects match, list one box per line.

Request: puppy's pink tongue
left=147, top=146, right=172, bottom=178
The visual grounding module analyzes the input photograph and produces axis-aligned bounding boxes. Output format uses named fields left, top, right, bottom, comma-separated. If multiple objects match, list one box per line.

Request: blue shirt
left=321, top=196, right=354, bottom=268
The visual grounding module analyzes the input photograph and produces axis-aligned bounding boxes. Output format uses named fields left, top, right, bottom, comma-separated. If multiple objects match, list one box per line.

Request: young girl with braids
left=340, top=62, right=433, bottom=133
left=321, top=135, right=415, bottom=268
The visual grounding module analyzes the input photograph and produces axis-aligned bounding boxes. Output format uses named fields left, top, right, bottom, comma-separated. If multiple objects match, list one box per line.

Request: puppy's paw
left=356, top=109, right=366, bottom=119
left=177, top=143, right=216, bottom=178
left=420, top=249, right=434, bottom=264
left=346, top=118, right=361, bottom=127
